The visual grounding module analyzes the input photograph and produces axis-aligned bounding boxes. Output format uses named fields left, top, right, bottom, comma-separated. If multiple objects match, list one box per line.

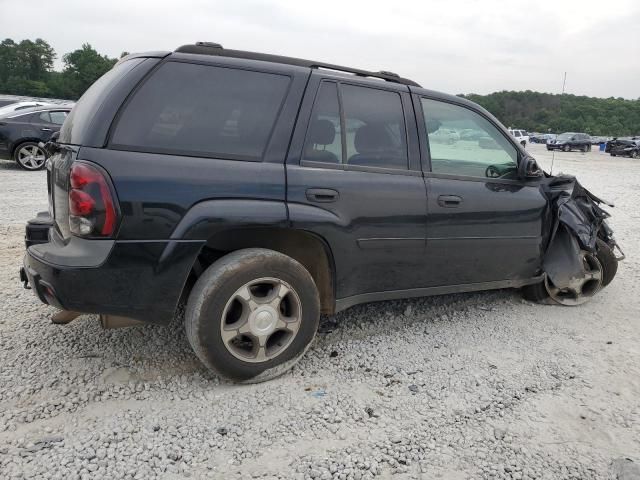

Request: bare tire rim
left=220, top=277, right=302, bottom=363
left=17, top=145, right=46, bottom=170
left=544, top=251, right=603, bottom=306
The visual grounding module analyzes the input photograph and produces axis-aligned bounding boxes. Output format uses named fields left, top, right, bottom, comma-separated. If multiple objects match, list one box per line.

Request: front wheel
left=563, top=144, right=570, bottom=152
left=185, top=248, right=320, bottom=382
left=522, top=239, right=617, bottom=305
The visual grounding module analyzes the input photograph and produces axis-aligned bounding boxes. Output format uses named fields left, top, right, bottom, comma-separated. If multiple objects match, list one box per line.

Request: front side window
left=112, top=62, right=290, bottom=160
left=422, top=99, right=518, bottom=179
left=38, top=112, right=51, bottom=123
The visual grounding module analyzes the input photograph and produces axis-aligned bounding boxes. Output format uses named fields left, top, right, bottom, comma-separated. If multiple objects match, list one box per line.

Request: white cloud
left=1, top=0, right=638, bottom=98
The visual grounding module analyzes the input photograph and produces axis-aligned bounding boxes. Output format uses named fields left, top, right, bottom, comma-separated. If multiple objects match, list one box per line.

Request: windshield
left=557, top=133, right=574, bottom=140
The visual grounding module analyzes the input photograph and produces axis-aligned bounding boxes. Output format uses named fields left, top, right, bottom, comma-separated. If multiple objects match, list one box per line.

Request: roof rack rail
left=174, top=42, right=420, bottom=87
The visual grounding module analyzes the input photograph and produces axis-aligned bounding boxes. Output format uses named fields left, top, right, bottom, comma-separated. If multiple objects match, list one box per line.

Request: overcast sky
left=2, top=0, right=639, bottom=98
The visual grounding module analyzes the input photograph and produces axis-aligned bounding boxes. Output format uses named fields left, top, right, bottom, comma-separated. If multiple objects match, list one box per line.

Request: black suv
left=546, top=132, right=592, bottom=152
left=21, top=43, right=622, bottom=382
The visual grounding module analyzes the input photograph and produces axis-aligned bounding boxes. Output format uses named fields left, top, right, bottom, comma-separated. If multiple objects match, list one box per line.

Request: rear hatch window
left=58, top=58, right=146, bottom=146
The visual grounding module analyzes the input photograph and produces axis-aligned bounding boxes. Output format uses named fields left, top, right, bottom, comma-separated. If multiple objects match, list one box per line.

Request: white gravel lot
left=1, top=144, right=639, bottom=480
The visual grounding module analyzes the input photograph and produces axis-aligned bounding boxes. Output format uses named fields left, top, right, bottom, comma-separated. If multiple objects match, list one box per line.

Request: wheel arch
left=183, top=227, right=336, bottom=315
left=11, top=138, right=45, bottom=158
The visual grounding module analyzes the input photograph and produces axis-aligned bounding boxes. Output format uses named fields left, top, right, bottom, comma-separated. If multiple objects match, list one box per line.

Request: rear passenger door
left=286, top=74, right=427, bottom=300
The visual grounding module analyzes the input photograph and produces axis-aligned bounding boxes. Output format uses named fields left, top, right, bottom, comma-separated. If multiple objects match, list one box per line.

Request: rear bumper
left=21, top=216, right=204, bottom=325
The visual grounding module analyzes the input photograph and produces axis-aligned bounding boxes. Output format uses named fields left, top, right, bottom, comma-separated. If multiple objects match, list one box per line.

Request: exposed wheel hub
left=545, top=251, right=603, bottom=306
left=249, top=307, right=278, bottom=336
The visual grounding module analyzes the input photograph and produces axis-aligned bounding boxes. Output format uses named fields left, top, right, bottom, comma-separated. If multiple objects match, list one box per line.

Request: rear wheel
left=631, top=150, right=639, bottom=159
left=563, top=144, right=570, bottom=152
left=185, top=248, right=320, bottom=382
left=582, top=144, right=589, bottom=153
left=14, top=142, right=47, bottom=170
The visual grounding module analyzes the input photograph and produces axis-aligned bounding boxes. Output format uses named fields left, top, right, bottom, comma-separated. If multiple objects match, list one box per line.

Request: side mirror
left=519, top=156, right=543, bottom=179
left=571, top=136, right=576, bottom=141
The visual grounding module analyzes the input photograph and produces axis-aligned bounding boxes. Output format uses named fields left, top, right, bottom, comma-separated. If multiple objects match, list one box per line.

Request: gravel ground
left=1, top=144, right=639, bottom=479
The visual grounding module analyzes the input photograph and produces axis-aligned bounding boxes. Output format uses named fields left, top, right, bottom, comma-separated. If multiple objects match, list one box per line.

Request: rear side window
left=342, top=85, right=407, bottom=169
left=111, top=62, right=290, bottom=160
left=302, top=82, right=408, bottom=170
left=49, top=111, right=68, bottom=125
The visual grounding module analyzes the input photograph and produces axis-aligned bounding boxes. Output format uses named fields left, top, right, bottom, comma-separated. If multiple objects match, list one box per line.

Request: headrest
left=354, top=124, right=394, bottom=154
left=308, top=119, right=336, bottom=146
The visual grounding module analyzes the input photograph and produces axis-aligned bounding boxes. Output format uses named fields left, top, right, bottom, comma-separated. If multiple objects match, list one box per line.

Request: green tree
left=61, top=43, right=117, bottom=99
left=0, top=38, right=55, bottom=95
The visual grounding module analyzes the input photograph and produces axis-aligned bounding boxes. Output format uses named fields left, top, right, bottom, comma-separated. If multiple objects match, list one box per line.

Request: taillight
left=68, top=162, right=119, bottom=237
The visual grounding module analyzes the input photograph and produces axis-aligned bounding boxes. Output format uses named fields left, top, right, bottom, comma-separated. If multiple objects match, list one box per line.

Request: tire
left=14, top=141, right=47, bottom=170
left=596, top=238, right=617, bottom=287
left=611, top=154, right=617, bottom=157
left=522, top=238, right=617, bottom=303
left=563, top=144, right=570, bottom=152
left=185, top=248, right=320, bottom=382
left=582, top=144, right=589, bottom=153
left=631, top=151, right=639, bottom=159
left=587, top=144, right=592, bottom=152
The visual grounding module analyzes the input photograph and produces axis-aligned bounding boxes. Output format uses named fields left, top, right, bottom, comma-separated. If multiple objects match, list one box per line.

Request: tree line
left=461, top=90, right=640, bottom=136
left=1, top=38, right=639, bottom=136
left=0, top=38, right=126, bottom=100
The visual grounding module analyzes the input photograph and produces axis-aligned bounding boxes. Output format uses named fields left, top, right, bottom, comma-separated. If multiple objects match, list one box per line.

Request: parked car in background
left=546, top=132, right=592, bottom=152
left=430, top=128, right=459, bottom=144
left=0, top=106, right=71, bottom=170
left=590, top=136, right=609, bottom=145
left=608, top=139, right=640, bottom=158
left=459, top=128, right=485, bottom=141
left=0, top=101, right=55, bottom=117
left=530, top=133, right=554, bottom=144
left=508, top=129, right=529, bottom=147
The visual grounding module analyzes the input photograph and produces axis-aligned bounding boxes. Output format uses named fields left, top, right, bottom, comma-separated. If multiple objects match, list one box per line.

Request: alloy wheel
left=16, top=145, right=46, bottom=170
left=544, top=251, right=603, bottom=306
left=220, top=277, right=302, bottom=363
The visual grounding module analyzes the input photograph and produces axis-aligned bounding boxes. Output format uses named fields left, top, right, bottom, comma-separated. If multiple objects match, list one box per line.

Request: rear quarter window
left=110, top=62, right=291, bottom=160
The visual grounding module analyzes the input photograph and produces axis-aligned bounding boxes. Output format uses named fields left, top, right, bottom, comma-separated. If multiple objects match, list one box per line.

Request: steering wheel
left=485, top=165, right=502, bottom=178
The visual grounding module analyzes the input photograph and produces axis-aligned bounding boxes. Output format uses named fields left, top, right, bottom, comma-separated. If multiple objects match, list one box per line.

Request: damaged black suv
left=21, top=43, right=624, bottom=382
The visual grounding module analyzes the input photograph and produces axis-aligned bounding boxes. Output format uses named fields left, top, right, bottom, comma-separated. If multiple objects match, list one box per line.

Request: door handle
left=437, top=195, right=462, bottom=208
left=306, top=188, right=339, bottom=203
left=41, top=128, right=52, bottom=132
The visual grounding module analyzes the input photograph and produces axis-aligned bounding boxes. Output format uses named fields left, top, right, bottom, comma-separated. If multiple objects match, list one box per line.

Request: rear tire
left=563, top=144, right=570, bottom=152
left=14, top=142, right=47, bottom=171
left=185, top=248, right=320, bottom=382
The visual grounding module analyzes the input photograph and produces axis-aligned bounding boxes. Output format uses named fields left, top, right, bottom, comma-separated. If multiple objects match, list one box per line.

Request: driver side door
left=416, top=96, right=548, bottom=286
